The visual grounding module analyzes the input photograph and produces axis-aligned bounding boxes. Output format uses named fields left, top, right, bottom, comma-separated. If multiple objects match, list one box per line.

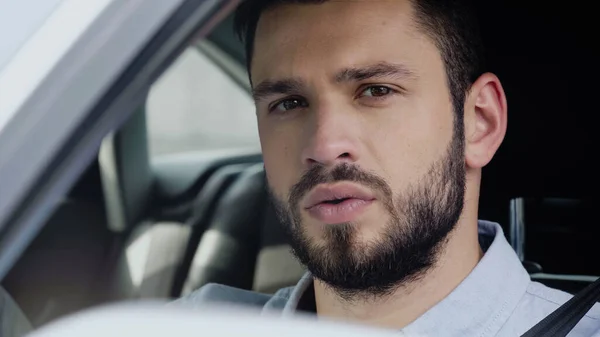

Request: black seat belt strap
left=521, top=276, right=600, bottom=337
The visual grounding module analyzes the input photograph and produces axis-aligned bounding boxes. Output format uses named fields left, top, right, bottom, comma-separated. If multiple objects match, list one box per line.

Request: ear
left=463, top=72, right=508, bottom=169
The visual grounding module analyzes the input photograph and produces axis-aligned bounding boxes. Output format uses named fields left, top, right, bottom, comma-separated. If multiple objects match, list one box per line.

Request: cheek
left=259, top=123, right=298, bottom=195
left=369, top=102, right=453, bottom=189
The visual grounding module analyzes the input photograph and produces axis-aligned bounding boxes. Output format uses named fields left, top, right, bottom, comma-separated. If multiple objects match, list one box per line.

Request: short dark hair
left=233, top=0, right=485, bottom=119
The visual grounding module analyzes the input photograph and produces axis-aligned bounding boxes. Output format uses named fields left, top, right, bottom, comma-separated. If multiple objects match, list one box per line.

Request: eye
left=360, top=85, right=396, bottom=98
left=270, top=97, right=308, bottom=113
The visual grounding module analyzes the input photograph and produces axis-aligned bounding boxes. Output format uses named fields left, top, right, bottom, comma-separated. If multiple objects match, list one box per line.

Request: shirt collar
left=282, top=272, right=313, bottom=315
left=280, top=221, right=531, bottom=337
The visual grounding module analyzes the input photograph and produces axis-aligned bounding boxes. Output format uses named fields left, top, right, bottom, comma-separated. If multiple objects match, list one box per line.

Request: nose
left=301, top=103, right=359, bottom=168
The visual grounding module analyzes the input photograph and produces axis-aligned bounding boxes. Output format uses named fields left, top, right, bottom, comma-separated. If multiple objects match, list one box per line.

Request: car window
left=146, top=45, right=260, bottom=157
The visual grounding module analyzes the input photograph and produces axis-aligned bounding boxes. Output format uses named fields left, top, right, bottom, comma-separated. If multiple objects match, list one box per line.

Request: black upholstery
left=252, top=202, right=305, bottom=294
left=181, top=163, right=268, bottom=295
left=180, top=163, right=305, bottom=296
left=173, top=163, right=252, bottom=296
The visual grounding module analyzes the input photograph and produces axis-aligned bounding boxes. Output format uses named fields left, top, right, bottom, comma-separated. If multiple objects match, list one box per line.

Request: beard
left=268, top=128, right=466, bottom=301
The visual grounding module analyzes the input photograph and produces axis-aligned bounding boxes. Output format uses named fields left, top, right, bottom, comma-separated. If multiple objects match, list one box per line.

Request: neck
left=313, top=212, right=483, bottom=329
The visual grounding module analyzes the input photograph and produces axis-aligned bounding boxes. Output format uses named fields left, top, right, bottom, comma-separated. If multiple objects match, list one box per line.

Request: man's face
left=252, top=0, right=466, bottom=297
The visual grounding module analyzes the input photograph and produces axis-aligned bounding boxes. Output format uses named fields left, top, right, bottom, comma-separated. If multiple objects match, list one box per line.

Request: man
left=176, top=0, right=600, bottom=335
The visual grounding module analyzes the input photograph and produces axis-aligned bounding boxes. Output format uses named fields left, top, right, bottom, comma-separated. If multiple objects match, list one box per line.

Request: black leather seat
left=172, top=163, right=252, bottom=295
left=252, top=201, right=305, bottom=294
left=180, top=163, right=304, bottom=296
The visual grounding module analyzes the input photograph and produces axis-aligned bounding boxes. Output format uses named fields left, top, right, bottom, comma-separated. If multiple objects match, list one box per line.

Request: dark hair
left=233, top=0, right=485, bottom=119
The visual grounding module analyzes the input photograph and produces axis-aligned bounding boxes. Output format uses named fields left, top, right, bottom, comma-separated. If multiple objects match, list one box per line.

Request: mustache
left=288, top=163, right=393, bottom=208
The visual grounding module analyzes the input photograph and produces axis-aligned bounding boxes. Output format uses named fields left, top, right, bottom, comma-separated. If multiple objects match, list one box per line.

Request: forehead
left=251, top=0, right=437, bottom=82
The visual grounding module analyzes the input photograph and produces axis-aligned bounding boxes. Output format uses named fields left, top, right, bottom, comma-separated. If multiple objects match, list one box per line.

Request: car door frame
left=0, top=0, right=240, bottom=280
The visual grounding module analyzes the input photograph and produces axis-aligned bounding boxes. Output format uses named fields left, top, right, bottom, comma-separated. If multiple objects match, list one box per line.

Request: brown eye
left=272, top=97, right=308, bottom=113
left=362, top=86, right=391, bottom=97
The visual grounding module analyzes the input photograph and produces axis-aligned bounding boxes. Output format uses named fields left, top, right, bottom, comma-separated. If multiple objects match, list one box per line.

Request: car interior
left=1, top=0, right=598, bottom=329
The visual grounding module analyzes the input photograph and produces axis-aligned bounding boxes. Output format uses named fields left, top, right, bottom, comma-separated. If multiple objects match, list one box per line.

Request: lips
left=303, top=184, right=375, bottom=209
left=303, top=183, right=376, bottom=224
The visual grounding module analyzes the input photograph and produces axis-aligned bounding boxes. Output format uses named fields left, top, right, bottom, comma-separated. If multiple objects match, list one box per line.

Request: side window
left=146, top=44, right=260, bottom=157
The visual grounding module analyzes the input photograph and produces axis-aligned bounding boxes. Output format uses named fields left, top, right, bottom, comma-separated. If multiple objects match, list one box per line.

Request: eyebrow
left=251, top=62, right=415, bottom=102
left=252, top=78, right=304, bottom=102
left=335, top=62, right=416, bottom=83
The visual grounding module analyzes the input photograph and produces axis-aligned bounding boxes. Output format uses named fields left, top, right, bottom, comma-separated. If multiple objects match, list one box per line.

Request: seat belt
left=521, top=276, right=600, bottom=336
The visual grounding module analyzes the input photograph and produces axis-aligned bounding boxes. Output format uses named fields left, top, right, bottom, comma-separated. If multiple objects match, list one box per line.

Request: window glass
left=146, top=46, right=260, bottom=157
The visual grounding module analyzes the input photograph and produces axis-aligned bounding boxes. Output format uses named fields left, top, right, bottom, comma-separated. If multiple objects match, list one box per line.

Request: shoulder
left=510, top=281, right=600, bottom=335
left=170, top=283, right=295, bottom=311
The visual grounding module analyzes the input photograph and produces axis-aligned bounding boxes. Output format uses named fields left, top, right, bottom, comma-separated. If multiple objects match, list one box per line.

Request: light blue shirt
left=176, top=221, right=600, bottom=336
